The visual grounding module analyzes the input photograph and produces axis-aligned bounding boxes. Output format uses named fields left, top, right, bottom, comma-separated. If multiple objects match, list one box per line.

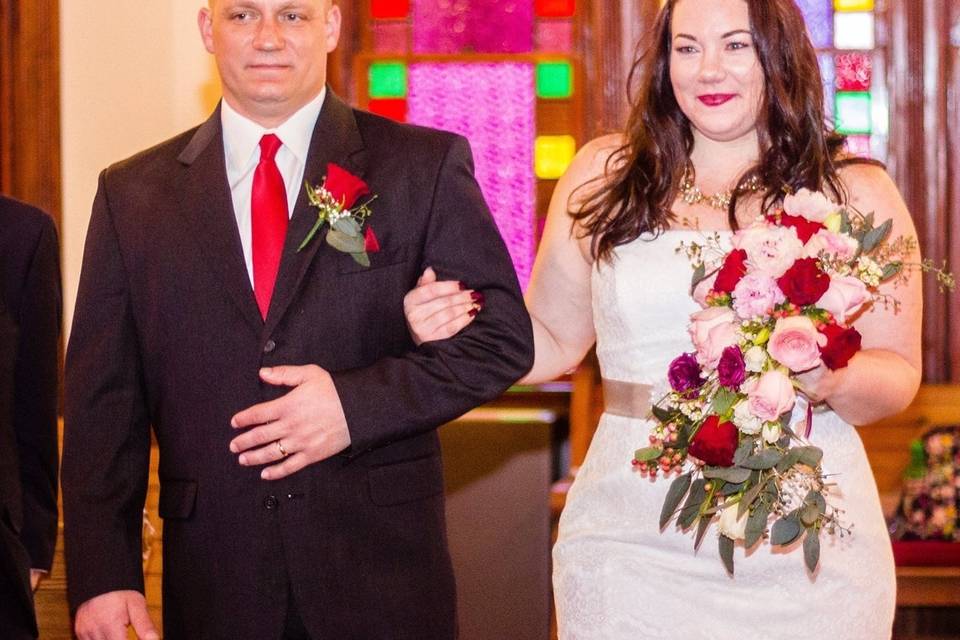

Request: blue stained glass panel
left=795, top=0, right=833, bottom=49
left=818, top=52, right=835, bottom=119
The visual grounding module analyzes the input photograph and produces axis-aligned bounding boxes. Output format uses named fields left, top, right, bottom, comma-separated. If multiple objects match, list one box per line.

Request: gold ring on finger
left=276, top=440, right=289, bottom=457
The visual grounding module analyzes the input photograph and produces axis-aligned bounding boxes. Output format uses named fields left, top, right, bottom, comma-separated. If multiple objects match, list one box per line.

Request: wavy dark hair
left=574, top=0, right=865, bottom=261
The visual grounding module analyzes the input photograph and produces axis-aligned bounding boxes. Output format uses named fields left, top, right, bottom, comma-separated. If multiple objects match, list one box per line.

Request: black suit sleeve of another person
left=331, top=135, right=535, bottom=455
left=14, top=213, right=61, bottom=571
left=62, top=172, right=151, bottom=609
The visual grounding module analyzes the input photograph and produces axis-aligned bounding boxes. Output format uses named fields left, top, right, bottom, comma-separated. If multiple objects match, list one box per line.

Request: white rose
left=733, top=400, right=763, bottom=435
left=743, top=346, right=767, bottom=373
left=718, top=503, right=749, bottom=540
left=762, top=422, right=782, bottom=444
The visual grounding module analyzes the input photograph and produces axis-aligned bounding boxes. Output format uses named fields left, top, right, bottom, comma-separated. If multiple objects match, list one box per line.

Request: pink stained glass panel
left=834, top=53, right=872, bottom=92
left=412, top=0, right=534, bottom=54
left=844, top=134, right=872, bottom=158
left=536, top=19, right=573, bottom=52
left=407, top=63, right=537, bottom=287
left=373, top=21, right=409, bottom=54
left=795, top=0, right=833, bottom=49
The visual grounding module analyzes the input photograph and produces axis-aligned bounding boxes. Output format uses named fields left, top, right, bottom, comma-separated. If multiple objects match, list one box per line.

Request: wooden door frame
left=0, top=0, right=61, bottom=226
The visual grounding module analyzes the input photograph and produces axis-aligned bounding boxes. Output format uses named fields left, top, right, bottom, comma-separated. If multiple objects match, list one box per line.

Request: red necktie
left=251, top=134, right=289, bottom=319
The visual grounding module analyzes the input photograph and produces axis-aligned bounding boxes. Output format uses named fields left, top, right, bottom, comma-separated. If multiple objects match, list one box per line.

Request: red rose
left=818, top=322, right=862, bottom=370
left=325, top=163, right=370, bottom=208
left=767, top=211, right=825, bottom=244
left=688, top=415, right=739, bottom=467
left=713, top=249, right=748, bottom=294
left=364, top=226, right=381, bottom=253
left=777, top=258, right=830, bottom=306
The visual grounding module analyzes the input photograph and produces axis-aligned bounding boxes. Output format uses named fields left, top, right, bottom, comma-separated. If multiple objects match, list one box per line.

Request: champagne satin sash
left=602, top=379, right=654, bottom=419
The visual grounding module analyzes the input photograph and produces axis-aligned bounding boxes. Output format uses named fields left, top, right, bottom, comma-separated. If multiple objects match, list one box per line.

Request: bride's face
left=668, top=0, right=765, bottom=145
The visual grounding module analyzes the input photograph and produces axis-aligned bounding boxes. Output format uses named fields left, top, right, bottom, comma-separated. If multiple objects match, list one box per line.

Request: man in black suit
left=0, top=196, right=61, bottom=640
left=62, top=0, right=533, bottom=638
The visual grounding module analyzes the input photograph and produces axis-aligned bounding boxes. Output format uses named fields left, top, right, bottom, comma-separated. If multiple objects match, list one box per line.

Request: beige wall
left=60, top=0, right=220, bottom=334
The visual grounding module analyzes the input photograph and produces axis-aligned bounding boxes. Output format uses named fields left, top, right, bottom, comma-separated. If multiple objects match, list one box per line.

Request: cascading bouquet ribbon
left=634, top=188, right=954, bottom=574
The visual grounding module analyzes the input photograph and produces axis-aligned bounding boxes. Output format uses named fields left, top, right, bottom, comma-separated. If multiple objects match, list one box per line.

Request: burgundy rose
left=717, top=345, right=746, bottom=388
left=668, top=353, right=705, bottom=396
left=325, top=162, right=370, bottom=208
left=818, top=322, right=862, bottom=370
left=688, top=415, right=739, bottom=467
left=767, top=212, right=825, bottom=244
left=364, top=226, right=381, bottom=253
left=714, top=249, right=748, bottom=294
left=777, top=257, right=830, bottom=306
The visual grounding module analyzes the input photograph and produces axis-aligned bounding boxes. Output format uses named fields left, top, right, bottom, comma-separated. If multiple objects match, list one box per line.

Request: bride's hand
left=404, top=267, right=483, bottom=345
left=795, top=362, right=843, bottom=405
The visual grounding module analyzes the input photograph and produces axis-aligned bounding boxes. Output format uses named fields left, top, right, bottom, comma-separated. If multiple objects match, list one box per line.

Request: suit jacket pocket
left=368, top=455, right=444, bottom=506
left=158, top=479, right=198, bottom=520
left=337, top=245, right=409, bottom=275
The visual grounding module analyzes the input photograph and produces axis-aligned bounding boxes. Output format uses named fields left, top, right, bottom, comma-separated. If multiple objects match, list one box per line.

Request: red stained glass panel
left=834, top=53, right=872, bottom=92
left=372, top=0, right=410, bottom=19
left=535, top=0, right=575, bottom=18
left=368, top=98, right=408, bottom=122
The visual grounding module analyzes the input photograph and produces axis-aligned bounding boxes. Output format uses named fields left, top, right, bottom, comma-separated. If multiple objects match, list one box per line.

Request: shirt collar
left=220, top=88, right=326, bottom=174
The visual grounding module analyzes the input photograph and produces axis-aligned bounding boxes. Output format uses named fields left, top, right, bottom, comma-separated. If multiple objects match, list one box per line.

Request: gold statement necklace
left=679, top=170, right=763, bottom=211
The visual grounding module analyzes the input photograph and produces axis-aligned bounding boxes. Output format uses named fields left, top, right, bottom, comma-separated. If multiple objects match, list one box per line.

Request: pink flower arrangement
left=632, top=187, right=946, bottom=575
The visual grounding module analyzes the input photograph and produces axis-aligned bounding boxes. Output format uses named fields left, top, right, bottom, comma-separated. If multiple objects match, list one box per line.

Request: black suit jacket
left=0, top=196, right=61, bottom=639
left=62, top=91, right=534, bottom=639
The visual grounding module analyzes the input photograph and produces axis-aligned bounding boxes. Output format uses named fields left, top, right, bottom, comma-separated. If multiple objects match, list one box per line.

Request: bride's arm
left=797, top=163, right=923, bottom=424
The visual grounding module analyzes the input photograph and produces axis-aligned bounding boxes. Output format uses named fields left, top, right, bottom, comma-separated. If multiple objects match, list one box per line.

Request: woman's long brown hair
left=573, top=0, right=865, bottom=262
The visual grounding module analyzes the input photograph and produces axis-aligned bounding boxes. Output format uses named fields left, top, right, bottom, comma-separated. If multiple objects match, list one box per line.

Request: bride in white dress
left=403, top=0, right=921, bottom=637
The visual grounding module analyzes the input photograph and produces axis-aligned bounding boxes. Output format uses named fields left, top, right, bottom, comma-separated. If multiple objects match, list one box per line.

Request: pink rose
left=688, top=307, right=739, bottom=369
left=803, top=229, right=859, bottom=261
left=783, top=188, right=838, bottom=223
left=731, top=272, right=786, bottom=320
left=692, top=272, right=717, bottom=308
left=734, top=224, right=805, bottom=278
left=767, top=315, right=827, bottom=372
left=817, top=275, right=869, bottom=323
left=743, top=370, right=796, bottom=422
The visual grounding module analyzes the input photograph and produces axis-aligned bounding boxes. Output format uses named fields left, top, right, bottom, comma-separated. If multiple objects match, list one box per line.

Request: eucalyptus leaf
left=740, top=449, right=783, bottom=470
left=694, top=513, right=713, bottom=550
left=702, top=466, right=752, bottom=484
left=719, top=481, right=744, bottom=496
left=745, top=503, right=769, bottom=548
left=350, top=251, right=370, bottom=267
left=678, top=479, right=707, bottom=529
left=635, top=446, right=663, bottom=463
left=805, top=490, right=827, bottom=515
left=796, top=446, right=823, bottom=467
left=775, top=448, right=803, bottom=473
left=659, top=472, right=692, bottom=529
left=840, top=210, right=852, bottom=234
left=803, top=529, right=821, bottom=573
left=881, top=262, right=903, bottom=282
left=799, top=501, right=821, bottom=527
left=770, top=512, right=803, bottom=546
left=691, top=262, right=707, bottom=291
left=733, top=439, right=754, bottom=466
left=326, top=228, right=365, bottom=253
left=737, top=479, right=765, bottom=518
left=333, top=217, right=362, bottom=237
left=864, top=211, right=875, bottom=230
left=651, top=405, right=676, bottom=424
left=719, top=535, right=735, bottom=575
left=862, top=219, right=892, bottom=253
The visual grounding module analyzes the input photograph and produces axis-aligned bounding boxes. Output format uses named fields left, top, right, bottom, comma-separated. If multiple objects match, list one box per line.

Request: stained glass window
left=360, top=0, right=581, bottom=287
left=798, top=0, right=887, bottom=160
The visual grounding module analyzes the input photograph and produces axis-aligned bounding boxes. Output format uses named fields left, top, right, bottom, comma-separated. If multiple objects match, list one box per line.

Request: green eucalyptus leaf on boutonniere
left=350, top=252, right=371, bottom=267
left=326, top=228, right=365, bottom=254
left=298, top=163, right=379, bottom=265
left=333, top=216, right=362, bottom=237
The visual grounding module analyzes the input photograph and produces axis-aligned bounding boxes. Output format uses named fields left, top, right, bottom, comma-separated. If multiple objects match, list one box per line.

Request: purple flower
left=717, top=345, right=746, bottom=389
left=668, top=353, right=705, bottom=396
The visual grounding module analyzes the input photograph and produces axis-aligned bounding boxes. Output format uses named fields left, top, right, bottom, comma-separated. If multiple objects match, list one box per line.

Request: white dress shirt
left=221, top=89, right=326, bottom=285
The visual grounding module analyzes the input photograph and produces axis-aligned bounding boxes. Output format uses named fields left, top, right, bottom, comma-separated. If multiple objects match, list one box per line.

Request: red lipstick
left=698, top=94, right=736, bottom=106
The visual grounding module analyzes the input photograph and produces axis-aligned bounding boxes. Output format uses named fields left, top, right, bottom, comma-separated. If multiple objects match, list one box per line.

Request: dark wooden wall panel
left=0, top=0, right=61, bottom=226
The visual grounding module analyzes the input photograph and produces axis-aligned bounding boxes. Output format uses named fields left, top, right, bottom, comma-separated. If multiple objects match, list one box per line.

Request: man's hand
left=230, top=365, right=351, bottom=480
left=75, top=590, right=159, bottom=640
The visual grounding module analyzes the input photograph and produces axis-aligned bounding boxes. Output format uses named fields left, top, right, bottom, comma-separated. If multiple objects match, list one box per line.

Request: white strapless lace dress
left=553, top=231, right=896, bottom=639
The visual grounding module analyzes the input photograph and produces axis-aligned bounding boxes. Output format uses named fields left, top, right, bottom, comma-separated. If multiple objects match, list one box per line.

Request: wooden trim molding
left=0, top=0, right=61, bottom=226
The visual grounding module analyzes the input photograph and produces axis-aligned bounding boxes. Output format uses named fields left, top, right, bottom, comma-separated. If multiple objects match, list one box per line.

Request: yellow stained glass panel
left=535, top=135, right=577, bottom=179
left=834, top=0, right=874, bottom=11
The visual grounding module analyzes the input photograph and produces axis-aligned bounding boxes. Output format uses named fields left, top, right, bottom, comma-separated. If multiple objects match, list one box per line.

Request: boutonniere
left=298, top=163, right=380, bottom=266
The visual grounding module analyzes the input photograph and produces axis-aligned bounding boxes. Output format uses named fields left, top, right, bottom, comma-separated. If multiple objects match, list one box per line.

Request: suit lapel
left=176, top=107, right=264, bottom=335
left=263, top=91, right=368, bottom=337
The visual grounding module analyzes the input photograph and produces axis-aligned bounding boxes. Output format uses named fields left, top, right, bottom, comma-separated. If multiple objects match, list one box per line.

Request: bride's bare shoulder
left=561, top=134, right=627, bottom=202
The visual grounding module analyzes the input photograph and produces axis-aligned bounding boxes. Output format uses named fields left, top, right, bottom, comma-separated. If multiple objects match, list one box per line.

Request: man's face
left=199, top=0, right=341, bottom=127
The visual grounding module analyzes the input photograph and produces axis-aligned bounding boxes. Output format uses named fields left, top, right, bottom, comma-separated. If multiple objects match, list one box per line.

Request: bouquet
left=634, top=188, right=954, bottom=574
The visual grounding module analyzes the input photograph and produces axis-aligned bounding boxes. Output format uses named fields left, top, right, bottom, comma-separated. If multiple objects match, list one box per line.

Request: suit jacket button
left=263, top=339, right=277, bottom=354
left=264, top=495, right=279, bottom=510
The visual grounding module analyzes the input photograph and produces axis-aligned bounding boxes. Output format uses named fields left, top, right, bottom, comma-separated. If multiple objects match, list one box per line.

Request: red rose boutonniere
left=298, top=163, right=380, bottom=266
